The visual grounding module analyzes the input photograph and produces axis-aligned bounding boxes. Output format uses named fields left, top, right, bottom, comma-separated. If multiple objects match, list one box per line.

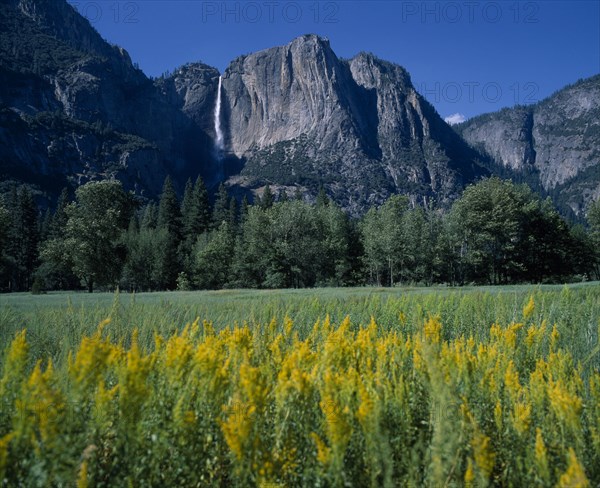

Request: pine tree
left=181, top=178, right=194, bottom=230
left=49, top=188, right=70, bottom=239
left=9, top=187, right=40, bottom=291
left=40, top=208, right=52, bottom=241
left=228, top=197, right=238, bottom=229
left=316, top=186, right=330, bottom=207
left=156, top=176, right=182, bottom=289
left=240, top=195, right=250, bottom=223
left=212, top=183, right=230, bottom=228
left=261, top=184, right=274, bottom=209
left=157, top=176, right=182, bottom=239
left=182, top=176, right=210, bottom=242
left=0, top=203, right=11, bottom=291
left=140, top=202, right=158, bottom=229
left=194, top=175, right=211, bottom=233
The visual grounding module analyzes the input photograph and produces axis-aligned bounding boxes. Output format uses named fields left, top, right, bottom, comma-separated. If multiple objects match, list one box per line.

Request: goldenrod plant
left=0, top=291, right=598, bottom=486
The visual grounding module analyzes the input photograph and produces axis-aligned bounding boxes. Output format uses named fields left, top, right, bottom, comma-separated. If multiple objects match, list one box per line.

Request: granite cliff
left=457, top=75, right=600, bottom=215
left=2, top=0, right=597, bottom=216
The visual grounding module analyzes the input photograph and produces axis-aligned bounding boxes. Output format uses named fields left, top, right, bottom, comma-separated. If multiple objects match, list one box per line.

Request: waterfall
left=214, top=75, right=224, bottom=154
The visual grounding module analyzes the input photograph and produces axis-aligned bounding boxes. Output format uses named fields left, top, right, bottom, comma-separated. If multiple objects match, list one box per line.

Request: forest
left=1, top=176, right=599, bottom=293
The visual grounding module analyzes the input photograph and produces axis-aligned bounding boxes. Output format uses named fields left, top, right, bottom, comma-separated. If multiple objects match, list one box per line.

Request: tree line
left=1, top=176, right=599, bottom=293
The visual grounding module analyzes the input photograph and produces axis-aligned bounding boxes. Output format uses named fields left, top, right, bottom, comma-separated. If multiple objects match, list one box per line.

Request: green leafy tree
left=449, top=177, right=579, bottom=284
left=120, top=223, right=170, bottom=291
left=450, top=178, right=526, bottom=284
left=360, top=206, right=386, bottom=285
left=231, top=200, right=353, bottom=288
left=266, top=200, right=322, bottom=288
left=192, top=223, right=235, bottom=289
left=35, top=188, right=79, bottom=291
left=229, top=205, right=272, bottom=288
left=516, top=197, right=581, bottom=282
left=49, top=180, right=133, bottom=292
left=360, top=195, right=409, bottom=286
left=39, top=208, right=52, bottom=241
left=315, top=201, right=352, bottom=285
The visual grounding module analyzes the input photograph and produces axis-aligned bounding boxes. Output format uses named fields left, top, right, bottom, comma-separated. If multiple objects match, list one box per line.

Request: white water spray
left=214, top=75, right=224, bottom=153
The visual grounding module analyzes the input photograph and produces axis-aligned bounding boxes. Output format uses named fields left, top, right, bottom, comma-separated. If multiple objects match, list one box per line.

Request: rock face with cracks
left=457, top=75, right=600, bottom=215
left=0, top=0, right=204, bottom=199
left=192, top=35, right=487, bottom=213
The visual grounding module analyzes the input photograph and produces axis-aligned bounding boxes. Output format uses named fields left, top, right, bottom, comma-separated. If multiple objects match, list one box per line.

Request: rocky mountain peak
left=457, top=74, right=600, bottom=215
left=5, top=1, right=597, bottom=218
left=14, top=0, right=131, bottom=63
left=349, top=52, right=412, bottom=90
left=204, top=35, right=489, bottom=212
left=156, top=63, right=220, bottom=130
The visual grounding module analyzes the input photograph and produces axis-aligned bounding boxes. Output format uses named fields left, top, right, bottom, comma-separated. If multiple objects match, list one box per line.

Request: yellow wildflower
left=173, top=395, right=196, bottom=428
left=472, top=432, right=495, bottom=477
left=284, top=316, right=294, bottom=337
left=356, top=382, right=377, bottom=428
left=423, top=315, right=442, bottom=343
left=557, top=448, right=590, bottom=488
left=398, top=311, right=407, bottom=325
left=319, top=371, right=353, bottom=454
left=240, top=362, right=267, bottom=407
left=548, top=379, right=582, bottom=430
left=534, top=428, right=549, bottom=482
left=68, top=330, right=118, bottom=390
left=93, top=379, right=117, bottom=427
left=511, top=402, right=531, bottom=434
left=523, top=296, right=535, bottom=319
left=504, top=360, right=521, bottom=397
left=0, top=433, right=14, bottom=480
left=5, top=330, right=28, bottom=371
left=494, top=401, right=503, bottom=429
left=24, top=360, right=64, bottom=444
left=550, top=325, right=560, bottom=350
left=164, top=332, right=194, bottom=383
left=118, top=330, right=152, bottom=423
left=0, top=330, right=29, bottom=395
left=310, top=433, right=331, bottom=466
left=269, top=334, right=284, bottom=365
left=221, top=399, right=253, bottom=459
left=76, top=460, right=89, bottom=488
left=464, top=458, right=475, bottom=485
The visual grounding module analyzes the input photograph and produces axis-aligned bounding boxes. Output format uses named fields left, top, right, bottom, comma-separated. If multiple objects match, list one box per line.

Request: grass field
left=1, top=283, right=599, bottom=486
left=2, top=283, right=599, bottom=366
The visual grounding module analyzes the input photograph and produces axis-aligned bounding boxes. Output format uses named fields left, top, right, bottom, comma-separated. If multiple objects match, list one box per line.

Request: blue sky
left=69, top=0, right=600, bottom=122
